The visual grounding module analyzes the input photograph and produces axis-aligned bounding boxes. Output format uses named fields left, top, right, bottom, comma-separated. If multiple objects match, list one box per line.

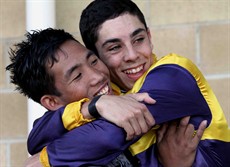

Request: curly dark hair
left=6, top=28, right=78, bottom=103
left=80, top=0, right=148, bottom=55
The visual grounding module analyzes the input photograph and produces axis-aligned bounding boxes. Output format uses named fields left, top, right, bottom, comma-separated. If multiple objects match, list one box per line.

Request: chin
left=125, top=84, right=134, bottom=91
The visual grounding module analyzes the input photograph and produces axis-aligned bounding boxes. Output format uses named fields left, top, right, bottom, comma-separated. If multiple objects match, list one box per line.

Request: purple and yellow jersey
left=28, top=53, right=230, bottom=166
left=128, top=54, right=230, bottom=166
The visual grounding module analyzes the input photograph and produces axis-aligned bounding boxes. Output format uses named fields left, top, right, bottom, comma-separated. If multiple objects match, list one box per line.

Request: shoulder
left=149, top=53, right=206, bottom=86
left=151, top=53, right=197, bottom=72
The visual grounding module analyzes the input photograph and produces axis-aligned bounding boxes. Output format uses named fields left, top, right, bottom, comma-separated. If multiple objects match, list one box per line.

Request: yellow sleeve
left=40, top=147, right=50, bottom=167
left=62, top=98, right=94, bottom=131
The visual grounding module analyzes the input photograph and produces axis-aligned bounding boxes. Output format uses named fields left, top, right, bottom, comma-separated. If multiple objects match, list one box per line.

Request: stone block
left=200, top=24, right=229, bottom=74
left=0, top=92, right=27, bottom=139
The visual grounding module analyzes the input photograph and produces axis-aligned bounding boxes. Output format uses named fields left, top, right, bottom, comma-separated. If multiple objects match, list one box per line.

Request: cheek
left=100, top=52, right=123, bottom=69
left=66, top=82, right=87, bottom=100
left=142, top=39, right=153, bottom=55
left=97, top=61, right=110, bottom=76
left=102, top=66, right=110, bottom=77
left=105, top=56, right=122, bottom=70
left=143, top=46, right=153, bottom=60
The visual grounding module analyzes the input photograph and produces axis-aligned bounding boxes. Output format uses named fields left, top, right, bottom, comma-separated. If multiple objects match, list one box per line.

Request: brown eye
left=108, top=45, right=121, bottom=52
left=134, top=37, right=144, bottom=44
left=73, top=73, right=81, bottom=81
left=91, top=58, right=98, bottom=65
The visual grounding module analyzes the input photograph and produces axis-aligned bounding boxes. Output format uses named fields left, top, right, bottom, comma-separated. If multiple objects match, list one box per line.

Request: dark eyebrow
left=102, top=38, right=121, bottom=48
left=131, top=28, right=146, bottom=38
left=86, top=50, right=95, bottom=59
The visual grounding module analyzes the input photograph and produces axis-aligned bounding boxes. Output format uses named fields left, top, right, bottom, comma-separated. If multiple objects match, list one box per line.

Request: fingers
left=124, top=122, right=135, bottom=140
left=142, top=95, right=156, bottom=104
left=177, top=118, right=207, bottom=148
left=166, top=121, right=178, bottom=136
left=157, top=117, right=207, bottom=167
left=124, top=116, right=149, bottom=140
left=143, top=108, right=155, bottom=127
left=184, top=124, right=195, bottom=141
left=125, top=109, right=153, bottom=140
left=128, top=117, right=142, bottom=138
left=177, top=116, right=191, bottom=138
left=123, top=96, right=155, bottom=139
left=157, top=123, right=169, bottom=143
left=130, top=93, right=156, bottom=127
left=129, top=93, right=156, bottom=104
left=159, top=119, right=188, bottom=144
left=136, top=103, right=155, bottom=133
left=179, top=116, right=190, bottom=126
left=118, top=115, right=140, bottom=140
left=136, top=112, right=151, bottom=133
left=97, top=94, right=156, bottom=140
left=192, top=120, right=207, bottom=142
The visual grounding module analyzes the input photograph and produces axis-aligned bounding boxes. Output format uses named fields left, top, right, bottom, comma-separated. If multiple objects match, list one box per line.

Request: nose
left=124, top=44, right=138, bottom=62
left=88, top=67, right=104, bottom=86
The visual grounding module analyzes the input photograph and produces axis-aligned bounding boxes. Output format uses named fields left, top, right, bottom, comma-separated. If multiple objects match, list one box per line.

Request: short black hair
left=6, top=28, right=78, bottom=103
left=80, top=0, right=147, bottom=55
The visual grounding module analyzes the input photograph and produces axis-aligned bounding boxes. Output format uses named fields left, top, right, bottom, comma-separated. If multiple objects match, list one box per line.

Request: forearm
left=142, top=89, right=211, bottom=129
left=27, top=108, right=67, bottom=155
left=28, top=99, right=93, bottom=155
left=46, top=119, right=138, bottom=166
left=134, top=64, right=212, bottom=128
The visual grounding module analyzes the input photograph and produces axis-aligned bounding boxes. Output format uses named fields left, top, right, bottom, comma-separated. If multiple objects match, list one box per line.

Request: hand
left=157, top=116, right=207, bottom=167
left=24, top=153, right=42, bottom=167
left=97, top=93, right=156, bottom=140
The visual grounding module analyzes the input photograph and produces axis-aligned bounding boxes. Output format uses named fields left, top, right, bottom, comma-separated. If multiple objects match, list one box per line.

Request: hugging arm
left=27, top=107, right=68, bottom=155
left=27, top=94, right=154, bottom=155
left=138, top=62, right=229, bottom=166
left=138, top=64, right=212, bottom=128
left=37, top=63, right=213, bottom=166
left=46, top=119, right=139, bottom=166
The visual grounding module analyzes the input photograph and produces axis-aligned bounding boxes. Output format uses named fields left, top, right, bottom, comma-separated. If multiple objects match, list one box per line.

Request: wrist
left=80, top=101, right=92, bottom=119
left=88, top=95, right=103, bottom=118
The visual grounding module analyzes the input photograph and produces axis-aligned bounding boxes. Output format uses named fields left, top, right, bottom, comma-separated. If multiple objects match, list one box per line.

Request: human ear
left=40, top=95, right=63, bottom=111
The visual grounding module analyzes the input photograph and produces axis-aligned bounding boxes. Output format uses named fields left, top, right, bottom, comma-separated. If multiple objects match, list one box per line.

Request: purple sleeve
left=139, top=64, right=212, bottom=129
left=27, top=107, right=68, bottom=155
left=47, top=119, right=139, bottom=166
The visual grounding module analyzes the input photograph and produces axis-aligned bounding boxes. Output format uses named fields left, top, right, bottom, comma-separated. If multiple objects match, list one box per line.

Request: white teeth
left=96, top=85, right=109, bottom=96
left=125, top=65, right=143, bottom=74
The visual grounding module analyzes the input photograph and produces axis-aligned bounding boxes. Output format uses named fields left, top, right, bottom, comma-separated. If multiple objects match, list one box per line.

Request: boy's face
left=95, top=13, right=154, bottom=91
left=49, top=40, right=112, bottom=105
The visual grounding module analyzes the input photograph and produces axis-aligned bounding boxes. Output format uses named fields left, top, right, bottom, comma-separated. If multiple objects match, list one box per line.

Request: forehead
left=49, top=40, right=88, bottom=70
left=54, top=40, right=88, bottom=62
left=59, top=40, right=86, bottom=56
left=97, top=14, right=145, bottom=41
